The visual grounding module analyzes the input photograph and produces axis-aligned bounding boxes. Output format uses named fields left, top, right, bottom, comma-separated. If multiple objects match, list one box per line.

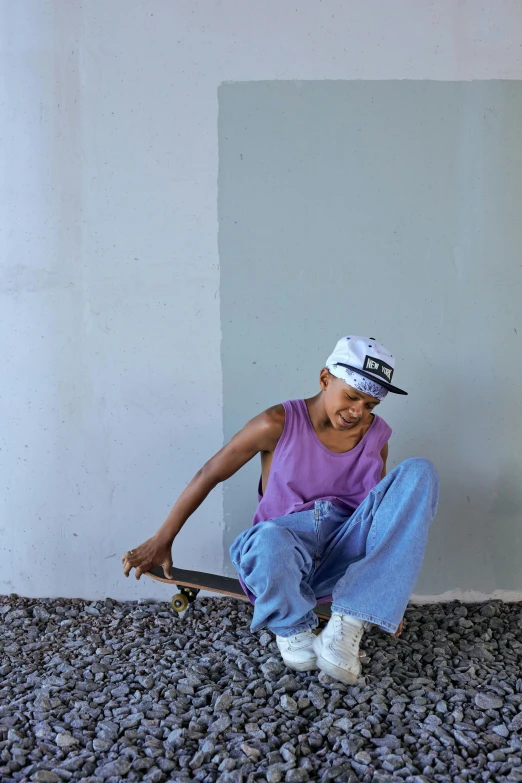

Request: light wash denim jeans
left=230, top=458, right=439, bottom=637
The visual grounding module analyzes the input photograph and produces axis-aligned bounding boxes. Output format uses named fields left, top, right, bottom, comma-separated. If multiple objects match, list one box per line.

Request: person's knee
left=235, top=522, right=296, bottom=580
left=399, top=457, right=440, bottom=518
left=401, top=457, right=439, bottom=484
left=252, top=521, right=288, bottom=543
left=232, top=521, right=288, bottom=559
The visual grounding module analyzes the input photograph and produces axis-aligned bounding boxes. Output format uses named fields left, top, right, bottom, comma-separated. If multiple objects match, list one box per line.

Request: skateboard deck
left=145, top=565, right=332, bottom=623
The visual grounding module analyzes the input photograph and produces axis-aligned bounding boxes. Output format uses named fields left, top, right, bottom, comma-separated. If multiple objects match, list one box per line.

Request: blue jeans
left=230, top=458, right=439, bottom=637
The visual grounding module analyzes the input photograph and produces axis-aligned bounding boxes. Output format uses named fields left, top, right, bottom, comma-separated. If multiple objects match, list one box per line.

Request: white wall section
left=1, top=1, right=521, bottom=599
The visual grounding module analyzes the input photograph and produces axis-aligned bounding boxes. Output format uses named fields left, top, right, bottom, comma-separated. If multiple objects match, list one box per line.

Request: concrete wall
left=1, top=0, right=522, bottom=601
left=219, top=80, right=522, bottom=600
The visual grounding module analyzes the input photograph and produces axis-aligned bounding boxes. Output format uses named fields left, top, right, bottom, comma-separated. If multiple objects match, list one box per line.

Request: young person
left=123, top=336, right=439, bottom=684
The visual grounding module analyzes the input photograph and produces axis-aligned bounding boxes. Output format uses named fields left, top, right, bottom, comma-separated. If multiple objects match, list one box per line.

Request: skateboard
left=145, top=565, right=332, bottom=628
left=144, top=566, right=404, bottom=638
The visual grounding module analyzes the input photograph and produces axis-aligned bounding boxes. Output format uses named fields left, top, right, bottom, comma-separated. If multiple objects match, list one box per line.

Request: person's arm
left=380, top=442, right=389, bottom=480
left=122, top=405, right=284, bottom=579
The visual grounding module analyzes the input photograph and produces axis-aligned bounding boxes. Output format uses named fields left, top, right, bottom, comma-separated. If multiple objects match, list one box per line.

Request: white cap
left=325, top=335, right=408, bottom=400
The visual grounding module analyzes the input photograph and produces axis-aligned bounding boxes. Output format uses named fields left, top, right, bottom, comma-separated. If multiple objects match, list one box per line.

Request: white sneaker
left=276, top=629, right=318, bottom=671
left=313, top=612, right=366, bottom=684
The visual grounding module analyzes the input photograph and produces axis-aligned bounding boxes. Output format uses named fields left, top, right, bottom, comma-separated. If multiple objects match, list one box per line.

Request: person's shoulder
left=245, top=403, right=285, bottom=451
left=373, top=413, right=392, bottom=437
left=257, top=403, right=286, bottom=433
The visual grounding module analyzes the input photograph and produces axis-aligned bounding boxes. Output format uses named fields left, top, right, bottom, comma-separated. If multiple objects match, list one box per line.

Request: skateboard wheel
left=171, top=594, right=189, bottom=613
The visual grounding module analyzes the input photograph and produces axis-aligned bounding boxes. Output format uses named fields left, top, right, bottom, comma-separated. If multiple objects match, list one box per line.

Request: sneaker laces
left=332, top=614, right=364, bottom=656
left=280, top=629, right=315, bottom=648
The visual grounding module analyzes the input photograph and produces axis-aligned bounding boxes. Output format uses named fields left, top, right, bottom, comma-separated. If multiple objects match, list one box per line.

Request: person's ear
left=319, top=368, right=331, bottom=391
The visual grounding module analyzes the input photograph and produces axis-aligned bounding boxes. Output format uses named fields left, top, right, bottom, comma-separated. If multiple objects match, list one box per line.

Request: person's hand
left=122, top=535, right=174, bottom=580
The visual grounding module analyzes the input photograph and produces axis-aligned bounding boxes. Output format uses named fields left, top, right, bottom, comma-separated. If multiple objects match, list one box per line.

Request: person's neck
left=306, top=392, right=331, bottom=431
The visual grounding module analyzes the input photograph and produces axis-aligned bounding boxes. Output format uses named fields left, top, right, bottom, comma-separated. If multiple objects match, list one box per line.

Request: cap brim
left=335, top=363, right=408, bottom=395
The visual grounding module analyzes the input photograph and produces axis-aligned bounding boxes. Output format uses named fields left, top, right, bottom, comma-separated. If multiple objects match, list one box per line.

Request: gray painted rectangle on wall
left=218, top=81, right=522, bottom=595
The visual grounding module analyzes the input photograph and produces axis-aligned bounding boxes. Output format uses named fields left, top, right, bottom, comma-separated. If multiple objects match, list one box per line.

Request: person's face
left=320, top=370, right=380, bottom=430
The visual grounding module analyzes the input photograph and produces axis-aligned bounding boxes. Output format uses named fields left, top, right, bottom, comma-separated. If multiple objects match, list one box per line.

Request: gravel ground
left=1, top=595, right=522, bottom=783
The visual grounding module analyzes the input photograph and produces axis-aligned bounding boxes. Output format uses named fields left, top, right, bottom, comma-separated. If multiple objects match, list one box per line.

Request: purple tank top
left=238, top=399, right=392, bottom=603
left=254, top=399, right=392, bottom=523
